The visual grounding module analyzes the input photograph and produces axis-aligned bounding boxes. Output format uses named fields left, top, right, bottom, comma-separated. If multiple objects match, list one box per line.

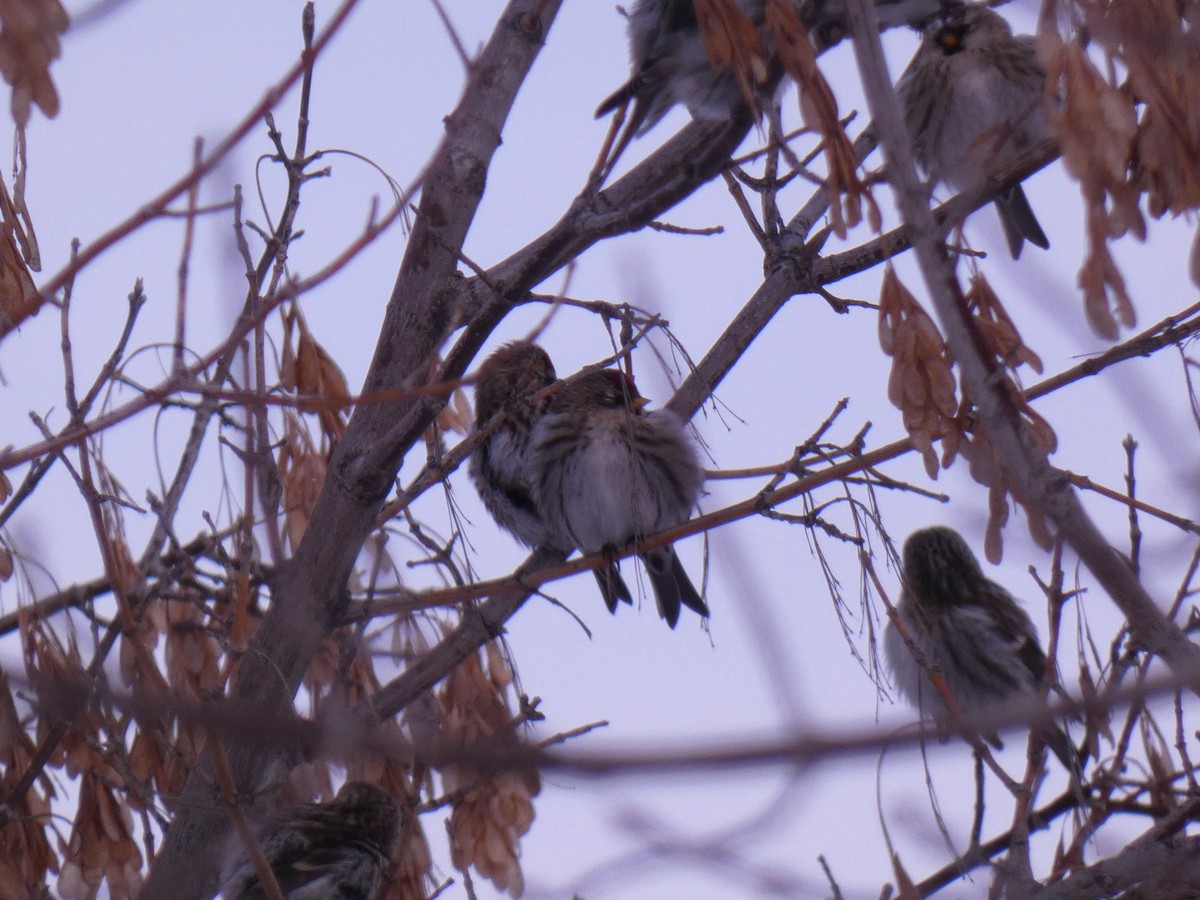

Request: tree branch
left=140, top=3, right=564, bottom=895
left=843, top=0, right=1200, bottom=694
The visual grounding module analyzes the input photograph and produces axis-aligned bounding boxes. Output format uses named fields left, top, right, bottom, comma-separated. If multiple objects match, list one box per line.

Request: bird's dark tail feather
left=593, top=562, right=633, bottom=614
left=995, top=184, right=1049, bottom=259
left=671, top=549, right=708, bottom=617
left=642, top=547, right=708, bottom=628
left=1039, top=720, right=1086, bottom=777
left=595, top=79, right=636, bottom=120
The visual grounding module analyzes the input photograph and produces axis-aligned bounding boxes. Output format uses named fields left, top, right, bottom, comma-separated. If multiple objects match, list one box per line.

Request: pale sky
left=1, top=1, right=1197, bottom=898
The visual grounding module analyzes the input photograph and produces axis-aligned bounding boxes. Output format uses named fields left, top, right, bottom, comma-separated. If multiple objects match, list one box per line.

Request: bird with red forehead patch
left=470, top=342, right=634, bottom=609
left=531, top=365, right=707, bottom=628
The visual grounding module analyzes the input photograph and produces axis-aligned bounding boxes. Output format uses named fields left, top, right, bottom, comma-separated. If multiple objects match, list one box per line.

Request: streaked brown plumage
left=470, top=342, right=560, bottom=550
left=531, top=367, right=707, bottom=628
left=221, top=781, right=400, bottom=900
left=469, top=342, right=633, bottom=608
left=884, top=526, right=1076, bottom=769
left=897, top=2, right=1050, bottom=258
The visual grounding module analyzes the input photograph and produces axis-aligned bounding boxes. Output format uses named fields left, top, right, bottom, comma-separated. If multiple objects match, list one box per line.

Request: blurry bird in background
left=469, top=341, right=635, bottom=610
left=595, top=0, right=944, bottom=137
left=531, top=367, right=708, bottom=628
left=884, top=526, right=1077, bottom=769
left=222, top=780, right=400, bottom=900
left=595, top=0, right=779, bottom=139
left=897, top=1, right=1051, bottom=258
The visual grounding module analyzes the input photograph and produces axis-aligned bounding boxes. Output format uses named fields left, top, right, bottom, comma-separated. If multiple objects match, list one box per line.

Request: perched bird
left=469, top=342, right=633, bottom=608
left=531, top=367, right=707, bottom=628
left=897, top=2, right=1051, bottom=258
left=884, top=526, right=1076, bottom=768
left=597, top=0, right=944, bottom=136
left=596, top=0, right=781, bottom=138
left=222, top=780, right=400, bottom=899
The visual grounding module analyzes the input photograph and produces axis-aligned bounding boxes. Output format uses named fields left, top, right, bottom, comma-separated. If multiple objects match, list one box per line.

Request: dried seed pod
left=879, top=267, right=963, bottom=477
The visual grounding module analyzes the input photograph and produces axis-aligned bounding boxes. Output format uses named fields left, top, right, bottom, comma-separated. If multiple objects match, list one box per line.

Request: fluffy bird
left=222, top=780, right=400, bottom=900
left=469, top=342, right=633, bottom=608
left=597, top=0, right=943, bottom=136
left=884, top=526, right=1076, bottom=768
left=897, top=2, right=1050, bottom=258
left=595, top=0, right=781, bottom=137
left=532, top=367, right=707, bottom=628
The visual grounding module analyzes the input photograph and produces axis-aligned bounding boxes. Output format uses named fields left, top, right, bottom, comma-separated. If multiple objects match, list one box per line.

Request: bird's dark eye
left=936, top=24, right=965, bottom=53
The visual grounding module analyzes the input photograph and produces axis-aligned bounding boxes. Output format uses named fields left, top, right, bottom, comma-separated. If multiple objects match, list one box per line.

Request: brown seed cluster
left=278, top=409, right=328, bottom=552
left=880, top=268, right=1057, bottom=560
left=0, top=0, right=66, bottom=126
left=56, top=771, right=143, bottom=899
left=21, top=617, right=145, bottom=898
left=1041, top=0, right=1200, bottom=338
left=281, top=306, right=351, bottom=443
left=959, top=273, right=1056, bottom=559
left=879, top=266, right=961, bottom=478
left=440, top=642, right=539, bottom=899
left=964, top=273, right=1043, bottom=377
left=0, top=212, right=39, bottom=340
left=695, top=0, right=769, bottom=119
left=0, top=673, right=57, bottom=898
left=769, top=0, right=878, bottom=236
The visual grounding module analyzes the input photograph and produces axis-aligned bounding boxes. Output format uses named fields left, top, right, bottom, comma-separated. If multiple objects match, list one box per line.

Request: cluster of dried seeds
left=0, top=0, right=66, bottom=126
left=770, top=0, right=878, bottom=236
left=879, top=266, right=962, bottom=478
left=0, top=673, right=57, bottom=898
left=440, top=641, right=539, bottom=899
left=1040, top=0, right=1200, bottom=337
left=880, top=267, right=1057, bottom=560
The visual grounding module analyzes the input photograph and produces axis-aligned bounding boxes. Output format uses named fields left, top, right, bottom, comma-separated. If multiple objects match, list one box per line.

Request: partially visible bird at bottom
left=468, top=341, right=634, bottom=609
left=896, top=2, right=1051, bottom=258
left=884, top=525, right=1077, bottom=769
left=221, top=780, right=401, bottom=900
left=532, top=366, right=708, bottom=628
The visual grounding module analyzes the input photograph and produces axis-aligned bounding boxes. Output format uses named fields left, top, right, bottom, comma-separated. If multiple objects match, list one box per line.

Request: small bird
left=596, top=0, right=776, bottom=139
left=469, top=342, right=633, bottom=608
left=884, top=526, right=1076, bottom=768
left=531, top=367, right=707, bottom=628
left=897, top=2, right=1050, bottom=258
left=222, top=780, right=401, bottom=899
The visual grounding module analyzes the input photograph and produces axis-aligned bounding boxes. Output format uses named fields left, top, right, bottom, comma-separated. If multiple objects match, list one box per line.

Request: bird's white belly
left=560, top=431, right=664, bottom=550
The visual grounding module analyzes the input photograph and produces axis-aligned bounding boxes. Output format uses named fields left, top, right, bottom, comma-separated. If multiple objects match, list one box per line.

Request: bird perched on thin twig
left=896, top=1, right=1051, bottom=258
left=222, top=780, right=400, bottom=899
left=469, top=342, right=634, bottom=609
left=531, top=367, right=707, bottom=628
left=884, top=526, right=1077, bottom=769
